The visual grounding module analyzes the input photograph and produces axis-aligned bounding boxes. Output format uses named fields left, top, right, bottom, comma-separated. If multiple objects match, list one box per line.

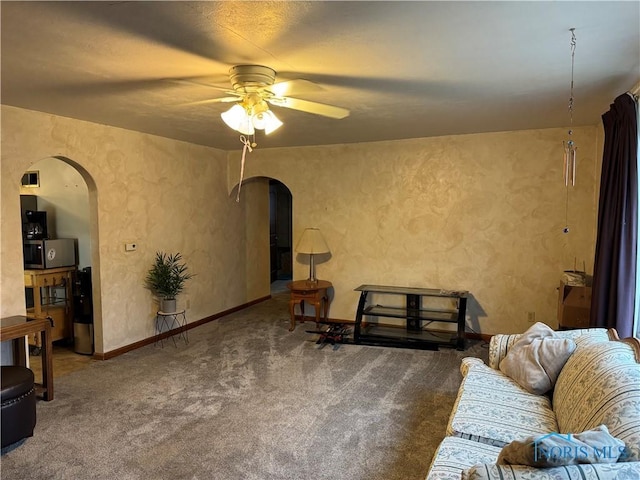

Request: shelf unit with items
left=353, top=284, right=468, bottom=350
left=24, top=266, right=76, bottom=347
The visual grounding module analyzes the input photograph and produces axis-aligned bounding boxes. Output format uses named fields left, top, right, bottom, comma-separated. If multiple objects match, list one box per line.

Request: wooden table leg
left=313, top=299, right=321, bottom=328
left=323, top=295, right=330, bottom=322
left=41, top=322, right=54, bottom=401
left=289, top=298, right=297, bottom=331
left=12, top=337, right=27, bottom=367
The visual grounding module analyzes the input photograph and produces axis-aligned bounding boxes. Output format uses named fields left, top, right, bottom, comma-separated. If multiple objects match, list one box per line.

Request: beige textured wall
left=229, top=126, right=600, bottom=334
left=1, top=106, right=267, bottom=353
left=1, top=103, right=600, bottom=352
left=243, top=177, right=271, bottom=299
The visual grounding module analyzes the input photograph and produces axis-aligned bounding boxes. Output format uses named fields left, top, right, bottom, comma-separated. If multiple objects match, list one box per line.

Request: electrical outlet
left=527, top=311, right=536, bottom=323
left=125, top=243, right=137, bottom=252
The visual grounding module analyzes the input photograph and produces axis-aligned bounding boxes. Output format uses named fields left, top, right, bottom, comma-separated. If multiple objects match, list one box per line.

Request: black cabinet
left=353, top=285, right=468, bottom=350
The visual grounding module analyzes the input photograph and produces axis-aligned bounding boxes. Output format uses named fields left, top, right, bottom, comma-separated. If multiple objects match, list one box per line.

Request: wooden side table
left=286, top=280, right=332, bottom=331
left=24, top=266, right=75, bottom=345
left=0, top=315, right=54, bottom=401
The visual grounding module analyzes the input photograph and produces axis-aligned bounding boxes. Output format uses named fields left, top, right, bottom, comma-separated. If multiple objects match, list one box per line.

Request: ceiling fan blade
left=268, top=97, right=349, bottom=119
left=277, top=72, right=462, bottom=98
left=268, top=79, right=323, bottom=97
left=168, top=78, right=233, bottom=93
left=179, top=96, right=240, bottom=107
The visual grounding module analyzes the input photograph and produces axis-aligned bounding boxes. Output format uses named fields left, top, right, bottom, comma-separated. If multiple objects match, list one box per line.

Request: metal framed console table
left=353, top=285, right=468, bottom=350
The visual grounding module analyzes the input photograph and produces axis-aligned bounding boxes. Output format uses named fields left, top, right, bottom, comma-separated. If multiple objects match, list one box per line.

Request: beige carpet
left=1, top=291, right=488, bottom=480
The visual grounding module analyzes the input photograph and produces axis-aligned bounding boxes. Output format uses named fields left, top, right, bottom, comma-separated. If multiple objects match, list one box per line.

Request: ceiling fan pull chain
left=235, top=135, right=253, bottom=202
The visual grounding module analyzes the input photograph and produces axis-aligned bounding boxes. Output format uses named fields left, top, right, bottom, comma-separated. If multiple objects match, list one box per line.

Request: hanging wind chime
left=562, top=28, right=577, bottom=234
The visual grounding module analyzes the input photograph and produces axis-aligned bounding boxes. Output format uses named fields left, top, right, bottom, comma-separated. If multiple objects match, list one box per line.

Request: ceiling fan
left=185, top=65, right=350, bottom=136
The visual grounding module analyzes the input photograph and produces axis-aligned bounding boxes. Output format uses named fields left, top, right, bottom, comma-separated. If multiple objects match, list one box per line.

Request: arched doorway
left=269, top=180, right=293, bottom=294
left=230, top=174, right=293, bottom=297
left=19, top=156, right=102, bottom=373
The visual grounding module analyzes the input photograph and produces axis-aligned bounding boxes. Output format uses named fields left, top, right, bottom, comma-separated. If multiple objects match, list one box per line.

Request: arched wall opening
left=19, top=155, right=104, bottom=354
left=230, top=175, right=293, bottom=297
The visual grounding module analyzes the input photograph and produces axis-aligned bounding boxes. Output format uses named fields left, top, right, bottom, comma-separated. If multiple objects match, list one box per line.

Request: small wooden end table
left=286, top=280, right=332, bottom=331
left=0, top=315, right=54, bottom=401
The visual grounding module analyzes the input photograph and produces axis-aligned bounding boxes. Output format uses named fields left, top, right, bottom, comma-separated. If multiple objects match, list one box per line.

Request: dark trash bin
left=73, top=321, right=93, bottom=355
left=73, top=267, right=93, bottom=355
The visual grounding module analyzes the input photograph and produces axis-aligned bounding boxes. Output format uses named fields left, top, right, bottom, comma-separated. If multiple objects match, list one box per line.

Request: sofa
left=426, top=326, right=640, bottom=480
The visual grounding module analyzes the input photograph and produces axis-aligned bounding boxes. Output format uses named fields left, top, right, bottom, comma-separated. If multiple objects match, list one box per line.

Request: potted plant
left=145, top=251, right=194, bottom=313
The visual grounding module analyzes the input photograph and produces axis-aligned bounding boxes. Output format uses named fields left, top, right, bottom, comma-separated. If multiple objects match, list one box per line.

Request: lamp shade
left=253, top=110, right=283, bottom=135
left=221, top=104, right=254, bottom=135
left=295, top=228, right=330, bottom=255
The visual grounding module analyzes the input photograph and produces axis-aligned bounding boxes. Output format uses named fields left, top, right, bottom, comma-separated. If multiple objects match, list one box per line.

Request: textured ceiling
left=1, top=1, right=638, bottom=151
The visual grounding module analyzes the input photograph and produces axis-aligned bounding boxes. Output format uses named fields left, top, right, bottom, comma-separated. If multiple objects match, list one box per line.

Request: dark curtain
left=591, top=93, right=638, bottom=338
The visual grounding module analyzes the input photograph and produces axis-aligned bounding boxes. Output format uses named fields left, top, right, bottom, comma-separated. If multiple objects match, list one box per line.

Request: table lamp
left=295, top=228, right=330, bottom=284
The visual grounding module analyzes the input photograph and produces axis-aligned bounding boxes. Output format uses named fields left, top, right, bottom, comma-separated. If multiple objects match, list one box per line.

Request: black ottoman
left=1, top=366, right=36, bottom=448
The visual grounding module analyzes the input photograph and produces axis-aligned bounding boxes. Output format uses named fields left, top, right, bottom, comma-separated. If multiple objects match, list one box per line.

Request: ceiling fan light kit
left=221, top=92, right=283, bottom=136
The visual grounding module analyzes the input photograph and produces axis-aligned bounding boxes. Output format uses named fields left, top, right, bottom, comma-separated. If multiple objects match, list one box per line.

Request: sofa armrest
left=463, top=462, right=640, bottom=480
left=487, top=334, right=521, bottom=370
left=487, top=327, right=617, bottom=370
left=460, top=357, right=485, bottom=376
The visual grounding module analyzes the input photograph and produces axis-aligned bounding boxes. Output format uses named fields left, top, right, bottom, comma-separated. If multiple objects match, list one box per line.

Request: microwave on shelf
left=23, top=239, right=76, bottom=269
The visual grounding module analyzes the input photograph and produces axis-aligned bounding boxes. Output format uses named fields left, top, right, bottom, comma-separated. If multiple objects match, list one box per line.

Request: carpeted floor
left=1, top=291, right=488, bottom=480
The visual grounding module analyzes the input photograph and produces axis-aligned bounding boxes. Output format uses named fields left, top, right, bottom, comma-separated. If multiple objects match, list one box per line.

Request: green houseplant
left=145, top=252, right=194, bottom=312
